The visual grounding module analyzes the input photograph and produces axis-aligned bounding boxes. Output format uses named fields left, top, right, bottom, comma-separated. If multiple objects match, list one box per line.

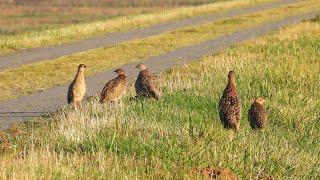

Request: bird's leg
left=74, top=102, right=78, bottom=111
left=79, top=101, right=83, bottom=108
left=74, top=101, right=82, bottom=111
left=235, top=123, right=240, bottom=132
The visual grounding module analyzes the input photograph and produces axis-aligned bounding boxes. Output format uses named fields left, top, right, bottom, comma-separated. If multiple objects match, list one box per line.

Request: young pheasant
left=135, top=63, right=161, bottom=100
left=219, top=71, right=241, bottom=131
left=249, top=97, right=267, bottom=130
left=99, top=68, right=127, bottom=103
left=67, top=64, right=87, bottom=108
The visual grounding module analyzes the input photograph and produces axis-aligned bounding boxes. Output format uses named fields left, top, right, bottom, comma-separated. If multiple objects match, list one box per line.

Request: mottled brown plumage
left=219, top=71, right=241, bottom=131
left=99, top=68, right=127, bottom=103
left=67, top=64, right=86, bottom=108
left=135, top=63, right=161, bottom=100
left=248, top=97, right=267, bottom=129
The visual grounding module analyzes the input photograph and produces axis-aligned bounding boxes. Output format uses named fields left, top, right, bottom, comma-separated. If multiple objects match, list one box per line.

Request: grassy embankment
left=0, top=0, right=319, bottom=101
left=0, top=0, right=273, bottom=55
left=0, top=17, right=319, bottom=179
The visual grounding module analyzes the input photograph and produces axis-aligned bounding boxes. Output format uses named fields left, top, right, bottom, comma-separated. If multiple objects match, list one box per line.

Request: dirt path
left=0, top=0, right=301, bottom=70
left=0, top=12, right=317, bottom=130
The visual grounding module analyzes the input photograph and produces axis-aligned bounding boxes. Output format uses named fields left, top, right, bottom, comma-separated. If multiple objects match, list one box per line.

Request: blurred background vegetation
left=0, top=0, right=225, bottom=35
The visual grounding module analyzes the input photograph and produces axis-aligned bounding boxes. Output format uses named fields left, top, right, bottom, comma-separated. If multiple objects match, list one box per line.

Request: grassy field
left=0, top=4, right=166, bottom=35
left=0, top=0, right=227, bottom=35
left=0, top=0, right=273, bottom=55
left=0, top=0, right=319, bottom=102
left=0, top=18, right=319, bottom=179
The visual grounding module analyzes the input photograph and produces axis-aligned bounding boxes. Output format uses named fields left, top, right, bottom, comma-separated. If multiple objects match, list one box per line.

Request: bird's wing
left=230, top=97, right=241, bottom=114
left=221, top=97, right=241, bottom=119
left=248, top=106, right=254, bottom=128
left=67, top=82, right=74, bottom=104
left=100, top=79, right=116, bottom=102
left=145, top=75, right=161, bottom=100
left=111, top=79, right=127, bottom=98
left=135, top=74, right=144, bottom=93
left=151, top=75, right=161, bottom=90
left=255, top=105, right=266, bottom=125
left=248, top=107, right=252, bottom=122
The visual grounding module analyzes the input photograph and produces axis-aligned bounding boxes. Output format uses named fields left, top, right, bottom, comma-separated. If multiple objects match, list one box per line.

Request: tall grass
left=0, top=20, right=319, bottom=179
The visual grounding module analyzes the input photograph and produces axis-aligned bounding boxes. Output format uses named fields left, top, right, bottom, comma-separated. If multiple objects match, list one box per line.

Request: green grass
left=0, top=0, right=319, bottom=102
left=0, top=19, right=319, bottom=179
left=0, top=0, right=273, bottom=55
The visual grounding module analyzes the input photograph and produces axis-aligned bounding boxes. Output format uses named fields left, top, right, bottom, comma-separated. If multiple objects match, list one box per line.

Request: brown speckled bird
left=219, top=71, right=241, bottom=131
left=249, top=97, right=267, bottom=130
left=135, top=63, right=161, bottom=100
left=99, top=68, right=127, bottom=103
left=67, top=64, right=86, bottom=108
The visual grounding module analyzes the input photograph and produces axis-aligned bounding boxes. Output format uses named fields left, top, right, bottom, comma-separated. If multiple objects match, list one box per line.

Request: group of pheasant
left=68, top=63, right=267, bottom=130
